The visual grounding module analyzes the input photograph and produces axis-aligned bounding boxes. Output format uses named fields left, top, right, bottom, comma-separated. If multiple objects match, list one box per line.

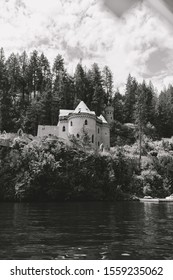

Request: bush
left=2, top=135, right=173, bottom=201
left=141, top=170, right=164, bottom=197
left=110, top=121, right=136, bottom=146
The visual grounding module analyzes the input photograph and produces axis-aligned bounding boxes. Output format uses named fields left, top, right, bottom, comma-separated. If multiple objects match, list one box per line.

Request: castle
left=37, top=101, right=114, bottom=150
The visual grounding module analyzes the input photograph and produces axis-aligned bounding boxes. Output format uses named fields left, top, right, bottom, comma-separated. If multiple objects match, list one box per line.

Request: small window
left=98, top=128, right=100, bottom=134
left=70, top=121, right=73, bottom=126
left=92, top=135, right=94, bottom=143
left=98, top=141, right=100, bottom=147
left=77, top=133, right=80, bottom=138
left=111, top=117, right=112, bottom=120
left=62, top=126, right=65, bottom=132
left=84, top=119, right=88, bottom=125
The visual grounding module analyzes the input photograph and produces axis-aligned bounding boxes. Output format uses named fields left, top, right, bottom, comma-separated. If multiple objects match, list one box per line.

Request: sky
left=1, top=0, right=173, bottom=93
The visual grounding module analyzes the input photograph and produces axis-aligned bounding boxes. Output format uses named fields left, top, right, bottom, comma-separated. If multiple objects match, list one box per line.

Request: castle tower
left=104, top=104, right=114, bottom=124
left=68, top=101, right=97, bottom=149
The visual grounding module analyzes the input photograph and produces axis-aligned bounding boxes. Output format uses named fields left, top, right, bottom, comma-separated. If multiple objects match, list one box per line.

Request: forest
left=1, top=47, right=173, bottom=202
left=1, top=47, right=173, bottom=140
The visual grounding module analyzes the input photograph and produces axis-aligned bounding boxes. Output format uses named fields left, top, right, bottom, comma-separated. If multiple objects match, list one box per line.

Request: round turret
left=105, top=105, right=114, bottom=124
left=68, top=113, right=96, bottom=148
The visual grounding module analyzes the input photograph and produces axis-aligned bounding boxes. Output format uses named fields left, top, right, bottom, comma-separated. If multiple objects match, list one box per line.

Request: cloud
left=0, top=0, right=173, bottom=92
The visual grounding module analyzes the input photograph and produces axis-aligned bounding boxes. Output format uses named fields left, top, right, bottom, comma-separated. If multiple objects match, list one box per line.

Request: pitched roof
left=98, top=115, right=108, bottom=124
left=59, top=109, right=74, bottom=117
left=59, top=101, right=96, bottom=118
left=74, top=101, right=95, bottom=115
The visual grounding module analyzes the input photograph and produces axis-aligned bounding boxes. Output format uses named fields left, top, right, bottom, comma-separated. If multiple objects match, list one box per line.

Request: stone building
left=37, top=101, right=113, bottom=150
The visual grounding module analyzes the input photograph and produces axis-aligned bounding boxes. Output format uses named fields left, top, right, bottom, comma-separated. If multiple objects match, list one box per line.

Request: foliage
left=0, top=138, right=139, bottom=202
left=1, top=136, right=173, bottom=201
left=110, top=121, right=136, bottom=146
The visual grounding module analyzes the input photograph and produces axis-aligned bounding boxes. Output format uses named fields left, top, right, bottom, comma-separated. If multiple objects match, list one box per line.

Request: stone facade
left=37, top=101, right=112, bottom=150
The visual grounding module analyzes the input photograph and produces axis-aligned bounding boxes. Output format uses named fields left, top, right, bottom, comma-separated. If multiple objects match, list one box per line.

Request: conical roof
left=74, top=101, right=95, bottom=114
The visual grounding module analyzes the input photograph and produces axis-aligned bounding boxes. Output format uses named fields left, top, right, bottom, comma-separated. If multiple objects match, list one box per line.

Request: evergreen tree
left=155, top=87, right=173, bottom=137
left=52, top=55, right=74, bottom=123
left=19, top=51, right=29, bottom=104
left=74, top=63, right=88, bottom=106
left=6, top=53, right=23, bottom=131
left=90, top=63, right=105, bottom=116
left=0, top=48, right=13, bottom=131
left=52, top=54, right=66, bottom=110
left=26, top=102, right=38, bottom=135
left=134, top=82, right=154, bottom=166
left=6, top=53, right=21, bottom=99
left=102, top=65, right=114, bottom=103
left=28, top=50, right=42, bottom=98
left=112, top=89, right=124, bottom=123
left=39, top=53, right=52, bottom=94
left=142, top=81, right=156, bottom=125
left=124, top=74, right=138, bottom=123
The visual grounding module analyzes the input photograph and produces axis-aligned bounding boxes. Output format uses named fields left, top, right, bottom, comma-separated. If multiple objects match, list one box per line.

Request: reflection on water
left=0, top=201, right=173, bottom=259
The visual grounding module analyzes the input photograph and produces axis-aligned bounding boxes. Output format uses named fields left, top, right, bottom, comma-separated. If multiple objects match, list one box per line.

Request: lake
left=0, top=201, right=173, bottom=259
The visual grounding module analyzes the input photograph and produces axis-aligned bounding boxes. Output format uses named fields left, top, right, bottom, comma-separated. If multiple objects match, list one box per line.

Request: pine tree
left=25, top=99, right=43, bottom=135
left=6, top=53, right=21, bottom=98
left=52, top=54, right=66, bottom=109
left=0, top=48, right=13, bottom=131
left=90, top=63, right=105, bottom=116
left=155, top=87, right=173, bottom=137
left=134, top=83, right=149, bottom=167
left=52, top=55, right=74, bottom=123
left=124, top=74, right=138, bottom=123
left=28, top=50, right=42, bottom=98
left=74, top=63, right=88, bottom=106
left=102, top=65, right=114, bottom=103
left=19, top=51, right=29, bottom=104
left=39, top=53, right=52, bottom=94
left=112, top=89, right=124, bottom=123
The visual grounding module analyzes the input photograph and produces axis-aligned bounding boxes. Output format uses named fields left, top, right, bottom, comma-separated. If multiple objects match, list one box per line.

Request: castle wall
left=68, top=113, right=97, bottom=149
left=96, top=122, right=102, bottom=149
left=101, top=124, right=110, bottom=150
left=37, top=125, right=59, bottom=138
left=58, top=120, right=69, bottom=143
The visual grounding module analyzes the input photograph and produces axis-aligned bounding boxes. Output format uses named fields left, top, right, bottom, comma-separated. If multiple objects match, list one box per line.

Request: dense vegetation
left=0, top=136, right=173, bottom=202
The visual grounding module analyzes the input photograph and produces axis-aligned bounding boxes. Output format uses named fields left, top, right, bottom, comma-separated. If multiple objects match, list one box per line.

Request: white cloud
left=163, top=76, right=173, bottom=88
left=0, top=0, right=173, bottom=92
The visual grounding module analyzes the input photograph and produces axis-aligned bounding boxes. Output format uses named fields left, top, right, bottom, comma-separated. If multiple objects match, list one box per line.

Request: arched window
left=77, top=133, right=80, bottom=138
left=98, top=141, right=100, bottom=147
left=84, top=119, right=88, bottom=125
left=92, top=134, right=94, bottom=143
left=62, top=126, right=65, bottom=132
left=70, top=121, right=73, bottom=126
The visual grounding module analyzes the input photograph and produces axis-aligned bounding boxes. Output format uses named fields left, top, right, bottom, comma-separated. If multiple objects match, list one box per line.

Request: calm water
left=0, top=201, right=173, bottom=259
